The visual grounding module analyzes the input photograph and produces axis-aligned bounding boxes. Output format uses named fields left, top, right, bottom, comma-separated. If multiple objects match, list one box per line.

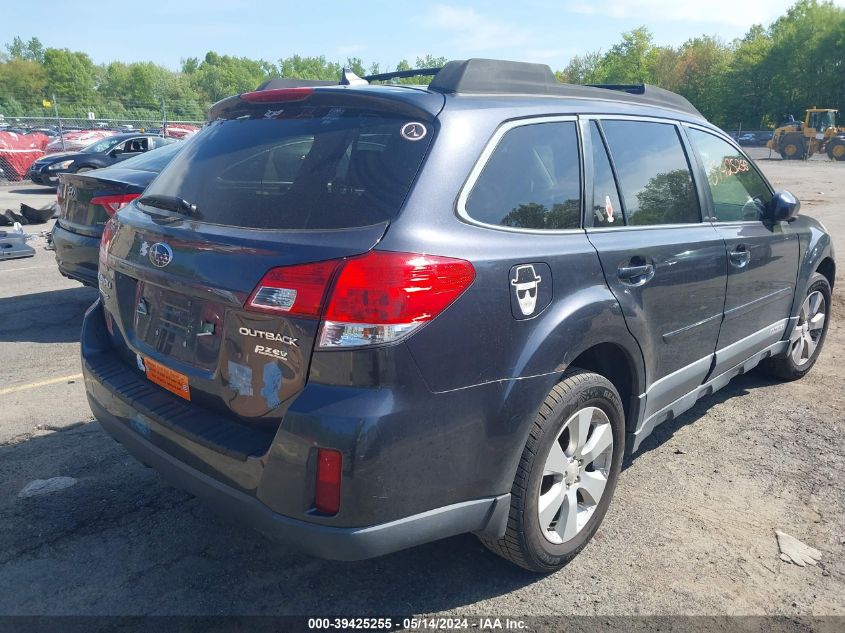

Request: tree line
left=0, top=0, right=842, bottom=130
left=556, top=0, right=844, bottom=130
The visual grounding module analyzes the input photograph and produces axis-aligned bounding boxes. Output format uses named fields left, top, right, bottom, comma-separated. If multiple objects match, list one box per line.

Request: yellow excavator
left=768, top=107, right=845, bottom=161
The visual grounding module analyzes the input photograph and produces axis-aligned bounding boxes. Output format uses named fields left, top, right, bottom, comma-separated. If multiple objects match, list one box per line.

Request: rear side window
left=121, top=137, right=149, bottom=153
left=141, top=107, right=434, bottom=230
left=686, top=128, right=772, bottom=222
left=464, top=121, right=581, bottom=230
left=600, top=120, right=700, bottom=226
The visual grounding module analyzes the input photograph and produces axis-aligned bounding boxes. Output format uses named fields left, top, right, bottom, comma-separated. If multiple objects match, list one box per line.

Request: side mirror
left=109, top=148, right=122, bottom=157
left=765, top=190, right=800, bottom=223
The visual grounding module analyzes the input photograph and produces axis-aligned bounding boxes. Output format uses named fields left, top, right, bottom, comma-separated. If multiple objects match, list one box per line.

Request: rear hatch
left=99, top=87, right=441, bottom=429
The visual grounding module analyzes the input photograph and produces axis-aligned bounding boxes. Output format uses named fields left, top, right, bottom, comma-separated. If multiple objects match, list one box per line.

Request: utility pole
left=52, top=94, right=65, bottom=151
left=161, top=97, right=167, bottom=138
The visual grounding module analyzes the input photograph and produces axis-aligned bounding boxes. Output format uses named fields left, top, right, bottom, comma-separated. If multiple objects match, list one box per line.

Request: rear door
left=100, top=97, right=438, bottom=425
left=684, top=126, right=799, bottom=374
left=583, top=118, right=727, bottom=427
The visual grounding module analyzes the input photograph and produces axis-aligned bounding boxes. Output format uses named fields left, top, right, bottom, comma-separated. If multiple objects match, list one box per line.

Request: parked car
left=53, top=142, right=183, bottom=286
left=737, top=133, right=757, bottom=145
left=28, top=133, right=176, bottom=187
left=83, top=59, right=834, bottom=572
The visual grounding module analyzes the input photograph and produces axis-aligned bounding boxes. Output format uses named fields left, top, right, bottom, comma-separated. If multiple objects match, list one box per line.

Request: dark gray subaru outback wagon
left=82, top=59, right=835, bottom=572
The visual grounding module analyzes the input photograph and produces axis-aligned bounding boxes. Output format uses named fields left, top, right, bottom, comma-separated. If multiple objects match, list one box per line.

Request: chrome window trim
left=455, top=115, right=585, bottom=235
left=578, top=113, right=684, bottom=125
left=586, top=222, right=714, bottom=233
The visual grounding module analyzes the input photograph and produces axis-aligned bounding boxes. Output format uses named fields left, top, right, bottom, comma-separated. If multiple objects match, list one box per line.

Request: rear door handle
left=617, top=263, right=655, bottom=286
left=729, top=245, right=751, bottom=268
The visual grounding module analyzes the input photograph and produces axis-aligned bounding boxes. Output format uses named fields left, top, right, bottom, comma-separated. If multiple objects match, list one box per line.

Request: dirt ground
left=0, top=153, right=843, bottom=620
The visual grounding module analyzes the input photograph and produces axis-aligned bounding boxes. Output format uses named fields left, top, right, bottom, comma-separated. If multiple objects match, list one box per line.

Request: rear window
left=141, top=106, right=434, bottom=230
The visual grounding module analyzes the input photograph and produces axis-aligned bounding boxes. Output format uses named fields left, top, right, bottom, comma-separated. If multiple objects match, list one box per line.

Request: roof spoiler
left=256, top=78, right=336, bottom=90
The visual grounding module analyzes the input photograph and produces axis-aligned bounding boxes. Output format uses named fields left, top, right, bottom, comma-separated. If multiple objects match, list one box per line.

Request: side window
left=465, top=121, right=581, bottom=230
left=588, top=122, right=624, bottom=228
left=601, top=120, right=700, bottom=226
left=123, top=138, right=148, bottom=153
left=686, top=128, right=773, bottom=222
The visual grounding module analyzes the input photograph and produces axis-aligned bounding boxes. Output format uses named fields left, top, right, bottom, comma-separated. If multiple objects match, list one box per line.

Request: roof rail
left=363, top=67, right=442, bottom=83
left=429, top=59, right=702, bottom=117
left=587, top=84, right=645, bottom=95
left=430, top=59, right=557, bottom=95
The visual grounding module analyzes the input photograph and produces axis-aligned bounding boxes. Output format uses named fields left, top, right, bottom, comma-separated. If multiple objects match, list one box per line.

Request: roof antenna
left=340, top=67, right=368, bottom=86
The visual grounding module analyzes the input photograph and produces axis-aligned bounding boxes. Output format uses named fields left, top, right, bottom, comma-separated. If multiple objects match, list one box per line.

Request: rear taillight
left=91, top=193, right=141, bottom=217
left=99, top=218, right=117, bottom=269
left=240, top=87, right=314, bottom=103
left=246, top=251, right=475, bottom=348
left=321, top=252, right=476, bottom=347
left=314, top=448, right=342, bottom=515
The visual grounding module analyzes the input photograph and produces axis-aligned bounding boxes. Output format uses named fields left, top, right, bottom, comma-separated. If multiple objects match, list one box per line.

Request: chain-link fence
left=0, top=116, right=204, bottom=184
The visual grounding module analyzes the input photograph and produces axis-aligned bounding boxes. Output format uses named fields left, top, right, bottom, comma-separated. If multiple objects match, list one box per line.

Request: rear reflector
left=91, top=193, right=141, bottom=217
left=240, top=87, right=314, bottom=103
left=315, top=448, right=342, bottom=515
left=245, top=251, right=475, bottom=348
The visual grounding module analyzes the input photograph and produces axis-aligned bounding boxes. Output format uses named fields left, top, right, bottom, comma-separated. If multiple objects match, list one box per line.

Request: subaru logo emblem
left=149, top=242, right=173, bottom=268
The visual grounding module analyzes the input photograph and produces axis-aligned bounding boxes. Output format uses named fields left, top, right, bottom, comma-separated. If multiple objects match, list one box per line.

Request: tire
left=780, top=133, right=806, bottom=160
left=75, top=166, right=94, bottom=173
left=479, top=368, right=625, bottom=573
left=760, top=273, right=831, bottom=381
left=827, top=139, right=845, bottom=161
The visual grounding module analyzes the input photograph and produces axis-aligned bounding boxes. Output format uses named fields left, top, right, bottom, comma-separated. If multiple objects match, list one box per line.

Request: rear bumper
left=52, top=224, right=99, bottom=286
left=81, top=300, right=511, bottom=560
left=89, top=394, right=507, bottom=560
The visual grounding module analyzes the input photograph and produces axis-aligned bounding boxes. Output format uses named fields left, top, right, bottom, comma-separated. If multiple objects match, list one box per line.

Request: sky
left=2, top=0, right=843, bottom=71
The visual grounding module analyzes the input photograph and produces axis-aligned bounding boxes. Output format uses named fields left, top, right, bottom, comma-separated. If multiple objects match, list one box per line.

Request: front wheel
left=760, top=273, right=831, bottom=380
left=480, top=369, right=625, bottom=572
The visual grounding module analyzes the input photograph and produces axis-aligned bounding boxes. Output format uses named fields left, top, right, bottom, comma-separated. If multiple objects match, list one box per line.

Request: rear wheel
left=780, top=133, right=806, bottom=160
left=479, top=368, right=624, bottom=572
left=760, top=273, right=830, bottom=380
left=827, top=139, right=845, bottom=161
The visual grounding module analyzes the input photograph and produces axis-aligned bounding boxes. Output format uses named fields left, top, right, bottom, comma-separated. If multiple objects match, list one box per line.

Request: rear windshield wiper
left=137, top=194, right=198, bottom=217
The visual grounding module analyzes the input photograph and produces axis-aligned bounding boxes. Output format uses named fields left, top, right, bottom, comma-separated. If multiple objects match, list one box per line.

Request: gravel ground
left=0, top=156, right=843, bottom=620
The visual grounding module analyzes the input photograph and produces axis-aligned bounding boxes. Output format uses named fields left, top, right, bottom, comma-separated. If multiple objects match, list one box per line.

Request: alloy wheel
left=538, top=406, right=614, bottom=545
left=790, top=290, right=826, bottom=367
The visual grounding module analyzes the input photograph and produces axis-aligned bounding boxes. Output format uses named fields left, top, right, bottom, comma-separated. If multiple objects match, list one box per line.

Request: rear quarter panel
left=377, top=104, right=646, bottom=495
